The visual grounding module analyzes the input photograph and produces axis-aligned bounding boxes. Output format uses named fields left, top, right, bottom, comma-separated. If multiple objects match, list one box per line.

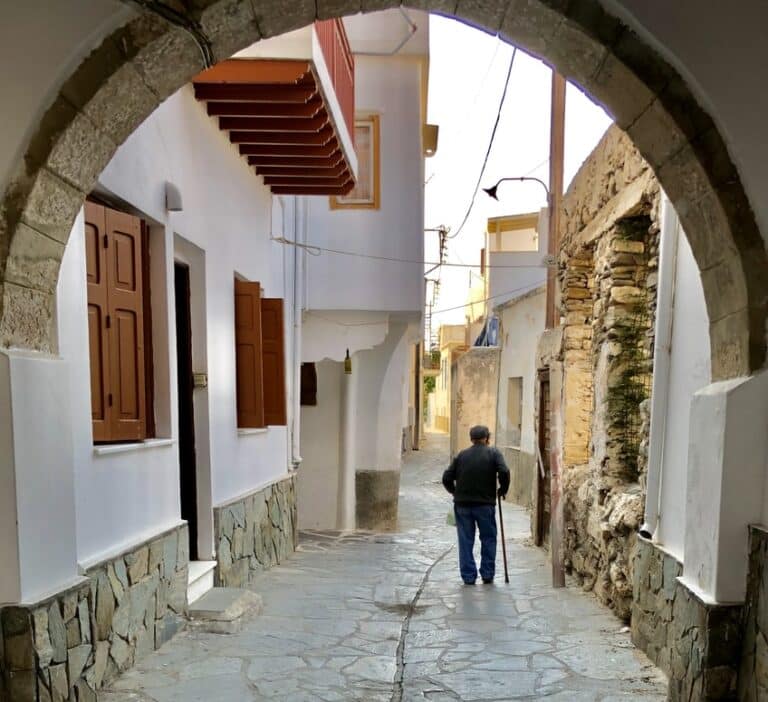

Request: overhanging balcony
left=193, top=20, right=357, bottom=196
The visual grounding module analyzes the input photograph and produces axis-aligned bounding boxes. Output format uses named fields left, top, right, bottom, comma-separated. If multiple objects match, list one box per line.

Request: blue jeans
left=454, top=504, right=497, bottom=583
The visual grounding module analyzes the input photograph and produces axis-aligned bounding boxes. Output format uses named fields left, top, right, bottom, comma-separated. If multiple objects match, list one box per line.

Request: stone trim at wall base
left=632, top=537, right=743, bottom=701
left=738, top=525, right=768, bottom=700
left=0, top=523, right=189, bottom=702
left=355, top=470, right=400, bottom=531
left=213, top=473, right=298, bottom=589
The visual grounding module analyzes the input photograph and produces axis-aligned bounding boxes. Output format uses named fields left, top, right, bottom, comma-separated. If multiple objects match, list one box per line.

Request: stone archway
left=0, top=0, right=765, bottom=381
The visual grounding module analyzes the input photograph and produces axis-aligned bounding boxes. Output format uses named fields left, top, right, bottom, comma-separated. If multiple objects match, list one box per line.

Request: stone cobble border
left=213, top=473, right=298, bottom=588
left=0, top=0, right=765, bottom=381
left=738, top=525, right=768, bottom=700
left=0, top=523, right=188, bottom=702
left=632, top=536, right=744, bottom=701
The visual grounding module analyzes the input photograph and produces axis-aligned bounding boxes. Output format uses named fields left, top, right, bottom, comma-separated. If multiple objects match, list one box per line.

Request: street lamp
left=482, top=176, right=550, bottom=205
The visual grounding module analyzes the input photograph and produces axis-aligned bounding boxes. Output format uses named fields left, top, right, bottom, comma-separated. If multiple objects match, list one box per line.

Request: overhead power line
left=272, top=236, right=548, bottom=269
left=447, top=46, right=518, bottom=240
left=306, top=281, right=544, bottom=327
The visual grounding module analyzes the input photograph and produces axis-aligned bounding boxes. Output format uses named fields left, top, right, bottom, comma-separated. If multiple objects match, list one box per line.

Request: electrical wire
left=272, top=236, right=547, bottom=269
left=447, top=46, right=518, bottom=240
left=306, top=281, right=544, bottom=328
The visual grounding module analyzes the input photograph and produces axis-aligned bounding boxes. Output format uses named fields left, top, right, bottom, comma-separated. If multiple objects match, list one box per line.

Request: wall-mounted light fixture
left=422, top=124, right=439, bottom=157
left=344, top=349, right=352, bottom=375
left=482, top=176, right=550, bottom=205
left=165, top=181, right=183, bottom=212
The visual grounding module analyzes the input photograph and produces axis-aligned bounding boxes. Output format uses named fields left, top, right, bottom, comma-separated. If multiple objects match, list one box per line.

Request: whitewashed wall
left=298, top=360, right=343, bottom=529
left=652, top=227, right=711, bottom=562
left=56, top=86, right=293, bottom=565
left=305, top=55, right=425, bottom=314
left=495, top=287, right=546, bottom=454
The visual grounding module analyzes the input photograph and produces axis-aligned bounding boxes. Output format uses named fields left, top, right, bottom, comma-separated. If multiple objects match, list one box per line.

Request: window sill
left=93, top=438, right=175, bottom=456
left=237, top=427, right=269, bottom=436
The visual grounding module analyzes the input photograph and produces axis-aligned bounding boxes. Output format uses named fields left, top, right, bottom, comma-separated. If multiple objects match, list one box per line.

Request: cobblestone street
left=102, top=433, right=666, bottom=701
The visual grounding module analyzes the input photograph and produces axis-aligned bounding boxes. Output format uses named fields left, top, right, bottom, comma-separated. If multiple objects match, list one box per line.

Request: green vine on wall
left=606, top=301, right=651, bottom=480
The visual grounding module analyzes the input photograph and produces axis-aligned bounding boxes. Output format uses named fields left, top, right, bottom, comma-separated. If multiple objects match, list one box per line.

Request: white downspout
left=640, top=195, right=679, bottom=539
left=291, top=197, right=305, bottom=469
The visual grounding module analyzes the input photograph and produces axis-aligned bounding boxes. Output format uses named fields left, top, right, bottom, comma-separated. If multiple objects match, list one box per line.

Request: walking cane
left=498, top=495, right=510, bottom=584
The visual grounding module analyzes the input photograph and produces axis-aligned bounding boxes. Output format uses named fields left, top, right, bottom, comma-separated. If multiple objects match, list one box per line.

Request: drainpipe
left=640, top=195, right=679, bottom=539
left=291, top=197, right=305, bottom=469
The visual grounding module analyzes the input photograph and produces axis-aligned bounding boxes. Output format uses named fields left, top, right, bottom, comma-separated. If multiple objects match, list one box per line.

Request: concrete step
left=187, top=560, right=216, bottom=605
left=188, top=587, right=263, bottom=633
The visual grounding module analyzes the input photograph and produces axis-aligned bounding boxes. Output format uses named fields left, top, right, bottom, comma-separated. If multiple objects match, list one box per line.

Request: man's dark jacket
left=442, top=444, right=511, bottom=505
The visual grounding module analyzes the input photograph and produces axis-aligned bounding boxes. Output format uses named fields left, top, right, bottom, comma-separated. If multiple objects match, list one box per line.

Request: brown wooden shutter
left=300, top=362, right=317, bottom=406
left=106, top=208, right=146, bottom=441
left=260, top=298, right=287, bottom=425
left=234, top=280, right=265, bottom=428
left=85, top=202, right=111, bottom=441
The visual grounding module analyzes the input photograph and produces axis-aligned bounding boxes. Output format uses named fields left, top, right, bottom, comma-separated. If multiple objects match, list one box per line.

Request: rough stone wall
left=558, top=126, right=661, bottom=621
left=632, top=537, right=743, bottom=700
left=0, top=524, right=188, bottom=702
left=631, top=536, right=682, bottom=675
left=738, top=526, right=768, bottom=700
left=451, top=347, right=501, bottom=458
left=214, top=473, right=298, bottom=588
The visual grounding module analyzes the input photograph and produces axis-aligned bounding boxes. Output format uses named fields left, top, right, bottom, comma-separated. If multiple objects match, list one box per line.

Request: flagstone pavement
left=101, top=432, right=666, bottom=701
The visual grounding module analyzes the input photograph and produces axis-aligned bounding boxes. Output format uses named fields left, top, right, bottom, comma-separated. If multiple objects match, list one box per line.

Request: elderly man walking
left=442, top=425, right=511, bottom=584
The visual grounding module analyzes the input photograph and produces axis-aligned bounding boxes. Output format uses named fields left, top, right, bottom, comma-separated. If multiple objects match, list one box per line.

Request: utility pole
left=548, top=71, right=566, bottom=589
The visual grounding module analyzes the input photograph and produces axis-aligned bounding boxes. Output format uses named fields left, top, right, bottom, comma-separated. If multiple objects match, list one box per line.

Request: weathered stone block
left=95, top=572, right=115, bottom=641
left=547, top=19, right=608, bottom=89
left=66, top=618, right=81, bottom=649
left=46, top=110, right=116, bottom=193
left=499, top=0, right=563, bottom=59
left=250, top=0, right=315, bottom=40
left=85, top=641, right=109, bottom=691
left=453, top=0, right=507, bottom=35
left=49, top=663, right=68, bottom=701
left=109, top=636, right=131, bottom=672
left=130, top=23, right=205, bottom=102
left=19, top=168, right=84, bottom=245
left=126, top=547, right=149, bottom=585
left=155, top=613, right=184, bottom=649
left=627, top=98, right=688, bottom=173
left=75, top=62, right=159, bottom=148
left=67, top=643, right=92, bottom=687
left=701, top=255, right=749, bottom=323
left=47, top=603, right=67, bottom=665
left=200, top=0, right=261, bottom=60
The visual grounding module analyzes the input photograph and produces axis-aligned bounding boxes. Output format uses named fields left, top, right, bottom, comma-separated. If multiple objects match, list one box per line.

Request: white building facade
left=0, top=11, right=429, bottom=700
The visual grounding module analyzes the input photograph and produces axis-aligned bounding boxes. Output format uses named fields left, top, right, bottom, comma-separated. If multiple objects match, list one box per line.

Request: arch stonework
left=0, top=0, right=765, bottom=381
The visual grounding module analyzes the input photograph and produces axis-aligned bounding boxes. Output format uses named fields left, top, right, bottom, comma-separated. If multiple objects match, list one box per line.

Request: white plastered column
left=681, top=370, right=768, bottom=602
left=0, top=351, right=79, bottom=603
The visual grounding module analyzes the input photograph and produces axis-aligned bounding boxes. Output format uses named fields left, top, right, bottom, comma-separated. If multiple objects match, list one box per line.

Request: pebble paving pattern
left=102, top=433, right=666, bottom=701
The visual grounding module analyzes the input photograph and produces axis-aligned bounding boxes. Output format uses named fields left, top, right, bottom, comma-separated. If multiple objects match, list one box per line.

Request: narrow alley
left=100, top=433, right=665, bottom=702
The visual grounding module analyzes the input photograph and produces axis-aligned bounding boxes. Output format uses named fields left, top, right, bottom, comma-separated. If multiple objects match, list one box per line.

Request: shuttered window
left=300, top=362, right=318, bottom=406
left=261, top=298, right=287, bottom=426
left=233, top=281, right=287, bottom=428
left=234, top=280, right=265, bottom=428
left=85, top=202, right=148, bottom=442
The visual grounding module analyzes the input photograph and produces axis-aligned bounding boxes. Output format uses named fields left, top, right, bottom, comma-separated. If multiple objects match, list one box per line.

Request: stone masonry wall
left=632, top=528, right=744, bottom=700
left=213, top=473, right=298, bottom=588
left=558, top=125, right=661, bottom=621
left=0, top=524, right=188, bottom=702
left=738, top=526, right=768, bottom=700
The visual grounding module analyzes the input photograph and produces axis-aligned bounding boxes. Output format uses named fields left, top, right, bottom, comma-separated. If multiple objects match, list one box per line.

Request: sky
left=424, top=15, right=612, bottom=335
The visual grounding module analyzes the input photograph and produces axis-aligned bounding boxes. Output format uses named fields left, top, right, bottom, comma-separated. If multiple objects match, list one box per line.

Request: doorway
left=535, top=370, right=551, bottom=547
left=175, top=262, right=198, bottom=561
